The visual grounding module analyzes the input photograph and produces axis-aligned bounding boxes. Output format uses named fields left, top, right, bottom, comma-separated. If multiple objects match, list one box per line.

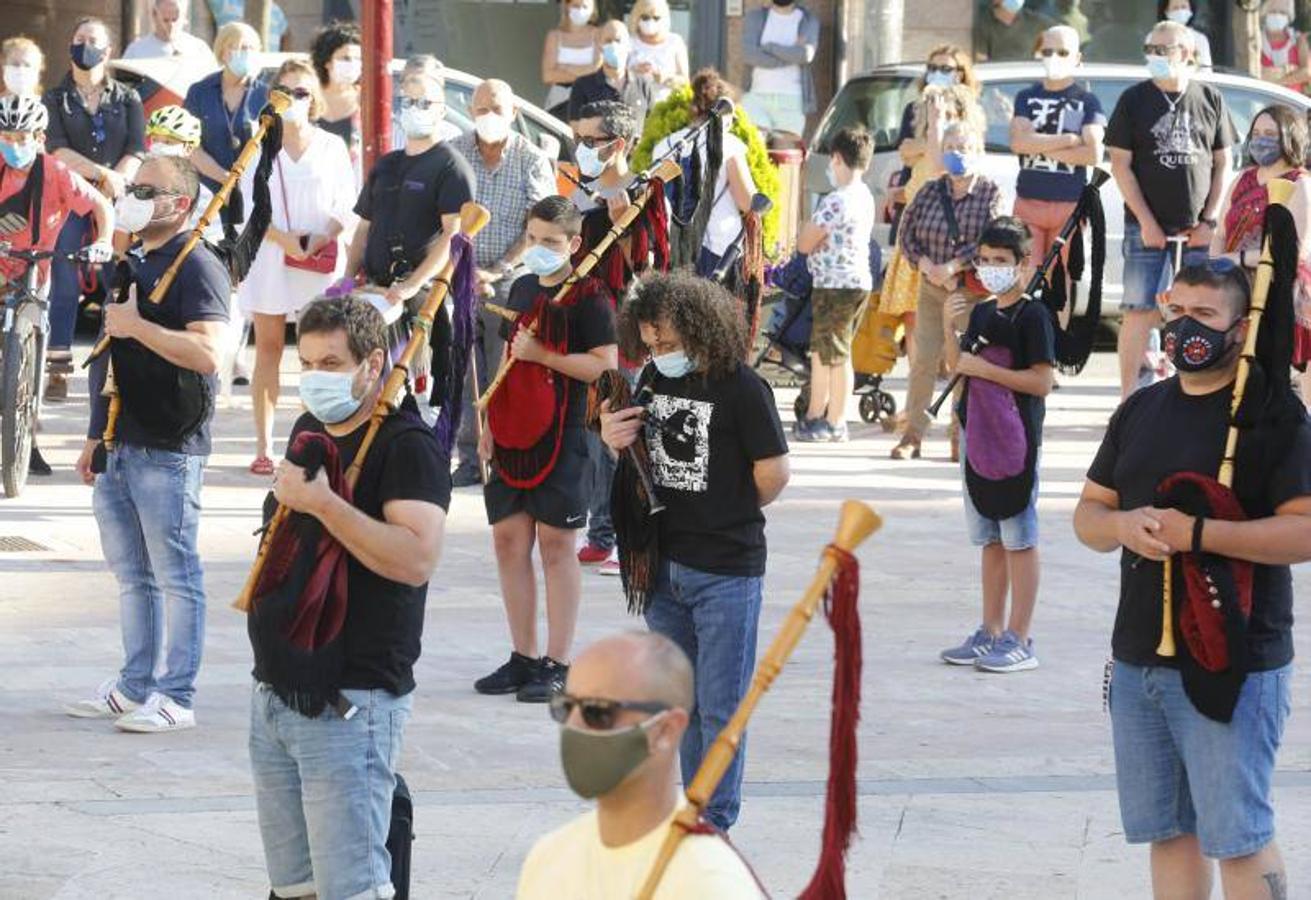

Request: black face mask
left=70, top=43, right=107, bottom=71
left=1162, top=315, right=1240, bottom=373
left=772, top=0, right=795, bottom=6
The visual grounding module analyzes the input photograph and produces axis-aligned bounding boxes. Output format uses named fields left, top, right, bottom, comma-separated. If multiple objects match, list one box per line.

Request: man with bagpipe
left=1075, top=184, right=1311, bottom=894
left=245, top=295, right=449, bottom=900
left=475, top=196, right=620, bottom=703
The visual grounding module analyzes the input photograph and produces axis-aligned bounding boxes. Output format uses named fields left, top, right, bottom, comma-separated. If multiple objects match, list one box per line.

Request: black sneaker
left=29, top=444, right=52, bottom=476
left=516, top=657, right=568, bottom=704
left=474, top=652, right=538, bottom=695
left=451, top=462, right=482, bottom=488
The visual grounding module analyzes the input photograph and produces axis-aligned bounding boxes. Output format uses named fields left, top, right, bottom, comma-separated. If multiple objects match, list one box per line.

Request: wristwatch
left=1198, top=216, right=1217, bottom=228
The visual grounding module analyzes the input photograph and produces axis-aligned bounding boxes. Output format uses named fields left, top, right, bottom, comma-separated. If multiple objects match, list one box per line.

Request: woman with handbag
left=237, top=59, right=356, bottom=475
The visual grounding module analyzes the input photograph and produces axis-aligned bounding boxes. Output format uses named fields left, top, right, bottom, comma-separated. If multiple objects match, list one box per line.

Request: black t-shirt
left=958, top=297, right=1056, bottom=446
left=567, top=70, right=655, bottom=125
left=503, top=274, right=616, bottom=426
left=1104, top=79, right=1236, bottom=233
left=1086, top=379, right=1311, bottom=671
left=353, top=142, right=476, bottom=285
left=642, top=362, right=789, bottom=577
left=87, top=235, right=230, bottom=455
left=252, top=411, right=452, bottom=696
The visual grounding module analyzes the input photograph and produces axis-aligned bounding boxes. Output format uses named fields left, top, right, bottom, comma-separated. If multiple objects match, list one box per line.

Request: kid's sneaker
left=974, top=630, right=1039, bottom=673
left=940, top=627, right=995, bottom=666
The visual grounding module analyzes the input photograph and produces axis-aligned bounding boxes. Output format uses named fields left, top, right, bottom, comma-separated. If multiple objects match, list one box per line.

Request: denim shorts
left=1109, top=661, right=1293, bottom=859
left=1121, top=221, right=1208, bottom=313
left=960, top=434, right=1040, bottom=551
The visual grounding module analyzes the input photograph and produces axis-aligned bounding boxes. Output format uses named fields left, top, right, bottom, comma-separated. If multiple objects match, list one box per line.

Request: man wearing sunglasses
left=1106, top=20, right=1236, bottom=400
left=973, top=0, right=1054, bottom=64
left=1075, top=260, right=1311, bottom=899
left=517, top=632, right=764, bottom=898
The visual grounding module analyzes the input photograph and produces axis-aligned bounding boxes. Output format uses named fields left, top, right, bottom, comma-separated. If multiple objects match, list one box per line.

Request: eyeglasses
left=399, top=97, right=439, bottom=111
left=925, top=64, right=958, bottom=75
left=1038, top=48, right=1073, bottom=58
left=274, top=86, right=313, bottom=100
left=1143, top=43, right=1185, bottom=57
left=577, top=134, right=618, bottom=149
left=548, top=693, right=669, bottom=730
left=125, top=184, right=180, bottom=201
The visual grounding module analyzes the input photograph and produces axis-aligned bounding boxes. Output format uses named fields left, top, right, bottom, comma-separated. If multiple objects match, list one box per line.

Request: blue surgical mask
left=576, top=140, right=612, bottom=179
left=0, top=139, right=37, bottom=170
left=1146, top=55, right=1174, bottom=80
left=1000, top=0, right=1024, bottom=12
left=522, top=244, right=570, bottom=277
left=299, top=363, right=367, bottom=425
left=943, top=150, right=972, bottom=177
left=652, top=349, right=694, bottom=378
left=601, top=42, right=625, bottom=69
left=226, top=49, right=254, bottom=79
left=924, top=70, right=954, bottom=89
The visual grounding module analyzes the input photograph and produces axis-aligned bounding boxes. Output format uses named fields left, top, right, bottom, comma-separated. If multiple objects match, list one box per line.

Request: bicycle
left=0, top=246, right=92, bottom=497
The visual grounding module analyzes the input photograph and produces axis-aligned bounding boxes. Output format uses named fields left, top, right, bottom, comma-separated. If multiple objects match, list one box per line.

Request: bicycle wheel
left=1, top=316, right=37, bottom=497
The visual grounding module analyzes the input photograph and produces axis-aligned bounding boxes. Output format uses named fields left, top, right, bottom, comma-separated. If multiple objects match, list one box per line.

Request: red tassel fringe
left=799, top=545, right=862, bottom=900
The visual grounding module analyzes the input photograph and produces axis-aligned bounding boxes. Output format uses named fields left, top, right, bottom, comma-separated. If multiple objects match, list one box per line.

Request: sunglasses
left=1038, top=48, right=1073, bottom=58
left=1143, top=43, right=1185, bottom=56
left=274, top=86, right=313, bottom=100
left=125, top=184, right=180, bottom=201
left=548, top=693, right=668, bottom=730
left=925, top=64, right=958, bottom=75
left=399, top=97, right=439, bottom=111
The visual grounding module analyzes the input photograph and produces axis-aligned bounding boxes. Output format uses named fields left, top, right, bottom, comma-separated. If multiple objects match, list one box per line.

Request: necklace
left=223, top=83, right=250, bottom=152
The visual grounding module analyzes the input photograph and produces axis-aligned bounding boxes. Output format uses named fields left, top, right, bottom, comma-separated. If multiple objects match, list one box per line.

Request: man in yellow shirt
left=517, top=631, right=764, bottom=899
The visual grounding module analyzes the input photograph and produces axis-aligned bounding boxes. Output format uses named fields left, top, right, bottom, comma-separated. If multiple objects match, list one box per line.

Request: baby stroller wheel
left=858, top=393, right=878, bottom=423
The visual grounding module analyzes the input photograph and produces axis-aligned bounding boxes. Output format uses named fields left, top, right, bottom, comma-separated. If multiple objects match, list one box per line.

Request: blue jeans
left=1110, top=661, right=1292, bottom=859
left=49, top=213, right=111, bottom=351
left=644, top=558, right=763, bottom=831
left=93, top=444, right=206, bottom=708
left=1121, top=221, right=1208, bottom=313
left=250, top=682, right=412, bottom=899
left=585, top=428, right=615, bottom=549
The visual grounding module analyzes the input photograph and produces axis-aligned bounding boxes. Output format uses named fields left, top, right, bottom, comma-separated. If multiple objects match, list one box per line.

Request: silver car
left=805, top=62, right=1311, bottom=313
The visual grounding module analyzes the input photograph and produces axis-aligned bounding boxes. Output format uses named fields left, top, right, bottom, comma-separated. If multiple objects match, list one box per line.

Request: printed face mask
left=299, top=362, right=368, bottom=424
left=1162, top=315, right=1239, bottom=372
left=976, top=264, right=1020, bottom=295
left=3, top=65, right=39, bottom=96
left=652, top=349, right=694, bottom=378
left=522, top=244, right=569, bottom=277
left=1248, top=134, right=1283, bottom=167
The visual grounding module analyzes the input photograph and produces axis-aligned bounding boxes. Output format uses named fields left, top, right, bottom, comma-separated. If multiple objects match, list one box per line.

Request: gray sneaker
left=975, top=630, right=1039, bottom=673
left=940, top=627, right=995, bottom=666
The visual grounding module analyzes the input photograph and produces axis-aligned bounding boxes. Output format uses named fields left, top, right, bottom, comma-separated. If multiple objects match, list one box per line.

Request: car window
left=812, top=75, right=919, bottom=154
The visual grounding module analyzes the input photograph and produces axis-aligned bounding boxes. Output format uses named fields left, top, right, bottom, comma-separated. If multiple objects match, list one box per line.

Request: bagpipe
left=926, top=167, right=1110, bottom=419
left=712, top=192, right=773, bottom=354
left=87, top=90, right=292, bottom=473
left=1153, top=178, right=1303, bottom=723
left=234, top=202, right=491, bottom=614
left=636, top=501, right=882, bottom=900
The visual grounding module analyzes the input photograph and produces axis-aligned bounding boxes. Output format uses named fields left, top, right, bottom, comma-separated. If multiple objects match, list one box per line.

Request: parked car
left=805, top=62, right=1311, bottom=313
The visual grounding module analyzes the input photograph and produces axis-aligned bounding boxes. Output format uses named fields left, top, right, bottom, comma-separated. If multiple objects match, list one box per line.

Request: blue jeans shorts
left=1121, top=221, right=1208, bottom=313
left=1109, top=661, right=1293, bottom=859
left=960, top=435, right=1040, bottom=551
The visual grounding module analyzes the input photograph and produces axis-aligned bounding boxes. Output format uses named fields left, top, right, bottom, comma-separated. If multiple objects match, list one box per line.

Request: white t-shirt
left=629, top=33, right=687, bottom=101
left=121, top=31, right=216, bottom=63
left=751, top=8, right=803, bottom=96
left=654, top=125, right=754, bottom=257
left=516, top=805, right=764, bottom=900
left=807, top=180, right=876, bottom=290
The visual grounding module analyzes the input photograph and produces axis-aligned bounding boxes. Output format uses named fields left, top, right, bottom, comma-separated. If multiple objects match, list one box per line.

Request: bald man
left=449, top=81, right=555, bottom=489
left=517, top=633, right=764, bottom=899
left=123, top=0, right=216, bottom=62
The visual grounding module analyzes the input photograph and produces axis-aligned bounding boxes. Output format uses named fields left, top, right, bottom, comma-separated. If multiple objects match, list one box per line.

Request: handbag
left=936, top=177, right=987, bottom=296
left=277, top=157, right=338, bottom=274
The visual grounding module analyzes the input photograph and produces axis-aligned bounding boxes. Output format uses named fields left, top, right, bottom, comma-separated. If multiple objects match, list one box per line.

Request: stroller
left=755, top=241, right=899, bottom=429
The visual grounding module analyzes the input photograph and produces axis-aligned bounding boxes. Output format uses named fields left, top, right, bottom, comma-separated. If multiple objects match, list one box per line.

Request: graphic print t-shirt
left=1014, top=82, right=1107, bottom=203
left=1105, top=79, right=1236, bottom=233
left=806, top=181, right=876, bottom=290
left=642, top=363, right=788, bottom=577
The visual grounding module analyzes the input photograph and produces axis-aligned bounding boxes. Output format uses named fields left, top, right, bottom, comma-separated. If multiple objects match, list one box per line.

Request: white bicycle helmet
left=0, top=94, right=49, bottom=133
left=147, top=105, right=202, bottom=146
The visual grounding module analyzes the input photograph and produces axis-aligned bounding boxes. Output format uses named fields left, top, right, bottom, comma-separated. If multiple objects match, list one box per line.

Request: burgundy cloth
left=252, top=431, right=351, bottom=650
left=1221, top=167, right=1302, bottom=253
left=964, top=344, right=1026, bottom=480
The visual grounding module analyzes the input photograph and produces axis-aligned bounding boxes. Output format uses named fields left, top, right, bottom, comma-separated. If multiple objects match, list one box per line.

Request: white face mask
left=1042, top=54, right=1076, bottom=80
left=1267, top=12, right=1291, bottom=32
left=1165, top=8, right=1193, bottom=25
left=474, top=111, right=512, bottom=144
left=3, top=65, right=38, bottom=96
left=976, top=264, right=1020, bottom=296
left=148, top=141, right=190, bottom=158
left=568, top=4, right=593, bottom=26
left=282, top=97, right=312, bottom=124
left=638, top=18, right=661, bottom=37
left=400, top=104, right=441, bottom=138
left=114, top=193, right=158, bottom=234
left=330, top=58, right=362, bottom=85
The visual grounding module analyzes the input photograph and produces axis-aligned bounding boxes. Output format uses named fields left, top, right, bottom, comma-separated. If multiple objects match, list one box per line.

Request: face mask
left=226, top=49, right=254, bottom=79
left=3, top=65, right=38, bottom=96
left=576, top=140, right=613, bottom=178
left=522, top=244, right=569, bottom=277
left=1166, top=8, right=1193, bottom=25
left=1249, top=134, right=1283, bottom=167
left=148, top=140, right=190, bottom=158
left=976, top=264, right=1020, bottom=295
left=601, top=42, right=625, bottom=69
left=282, top=98, right=311, bottom=125
left=568, top=5, right=593, bottom=26
left=825, top=161, right=839, bottom=189
left=1162, top=315, right=1240, bottom=372
left=114, top=194, right=158, bottom=233
left=1266, top=13, right=1290, bottom=32
left=400, top=104, right=441, bottom=138
left=1042, top=54, right=1076, bottom=80
left=330, top=58, right=362, bottom=85
left=299, top=363, right=368, bottom=424
left=70, top=43, right=107, bottom=71
left=652, top=349, right=694, bottom=378
left=925, top=70, right=954, bottom=89
left=474, top=112, right=512, bottom=144
left=559, top=719, right=655, bottom=799
left=943, top=150, right=974, bottom=177
left=0, top=140, right=37, bottom=170
left=638, top=18, right=661, bottom=37
left=1145, top=55, right=1175, bottom=81
left=999, top=0, right=1024, bottom=12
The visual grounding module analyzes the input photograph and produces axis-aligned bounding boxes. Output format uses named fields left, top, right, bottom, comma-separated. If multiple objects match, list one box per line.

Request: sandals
left=249, top=455, right=274, bottom=476
left=889, top=435, right=921, bottom=460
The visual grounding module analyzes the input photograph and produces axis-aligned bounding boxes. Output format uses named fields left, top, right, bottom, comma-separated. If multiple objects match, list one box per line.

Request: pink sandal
left=249, top=455, right=274, bottom=476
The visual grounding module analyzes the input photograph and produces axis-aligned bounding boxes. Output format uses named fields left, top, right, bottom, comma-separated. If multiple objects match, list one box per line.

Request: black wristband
left=1191, top=516, right=1206, bottom=554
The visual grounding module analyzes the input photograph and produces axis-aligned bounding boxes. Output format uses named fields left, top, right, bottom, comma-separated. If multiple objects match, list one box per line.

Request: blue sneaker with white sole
left=974, top=629, right=1039, bottom=673
left=940, top=627, right=995, bottom=666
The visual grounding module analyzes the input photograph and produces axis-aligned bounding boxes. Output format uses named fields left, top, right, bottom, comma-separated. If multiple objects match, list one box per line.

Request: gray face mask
left=559, top=717, right=661, bottom=799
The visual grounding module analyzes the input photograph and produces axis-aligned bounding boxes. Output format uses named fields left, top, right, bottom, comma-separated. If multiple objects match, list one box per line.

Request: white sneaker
left=113, top=691, right=196, bottom=733
left=65, top=677, right=141, bottom=719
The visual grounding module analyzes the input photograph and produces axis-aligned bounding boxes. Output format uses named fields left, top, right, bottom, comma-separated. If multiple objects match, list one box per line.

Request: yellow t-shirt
left=515, top=805, right=764, bottom=900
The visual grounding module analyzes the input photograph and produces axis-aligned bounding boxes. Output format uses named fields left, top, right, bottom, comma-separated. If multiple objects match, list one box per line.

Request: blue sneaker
left=794, top=418, right=833, bottom=442
left=940, top=627, right=995, bottom=666
left=974, top=630, right=1039, bottom=673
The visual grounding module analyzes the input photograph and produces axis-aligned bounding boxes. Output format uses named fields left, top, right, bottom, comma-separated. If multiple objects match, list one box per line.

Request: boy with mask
left=477, top=196, right=618, bottom=702
left=940, top=216, right=1055, bottom=673
left=517, top=631, right=764, bottom=898
left=1075, top=260, right=1311, bottom=896
left=247, top=294, right=449, bottom=900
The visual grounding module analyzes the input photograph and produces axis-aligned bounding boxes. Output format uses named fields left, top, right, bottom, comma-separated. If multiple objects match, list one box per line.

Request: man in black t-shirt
left=600, top=271, right=790, bottom=831
left=1075, top=263, right=1311, bottom=897
left=566, top=20, right=656, bottom=130
left=1105, top=20, right=1235, bottom=400
left=249, top=295, right=449, bottom=900
left=477, top=197, right=619, bottom=703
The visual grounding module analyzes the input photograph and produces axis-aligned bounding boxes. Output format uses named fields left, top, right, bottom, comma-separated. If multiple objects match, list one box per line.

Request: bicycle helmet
left=146, top=105, right=202, bottom=146
left=0, top=94, right=49, bottom=133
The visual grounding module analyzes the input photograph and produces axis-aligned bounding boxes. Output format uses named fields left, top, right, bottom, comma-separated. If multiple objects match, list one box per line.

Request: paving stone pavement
left=0, top=349, right=1307, bottom=900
